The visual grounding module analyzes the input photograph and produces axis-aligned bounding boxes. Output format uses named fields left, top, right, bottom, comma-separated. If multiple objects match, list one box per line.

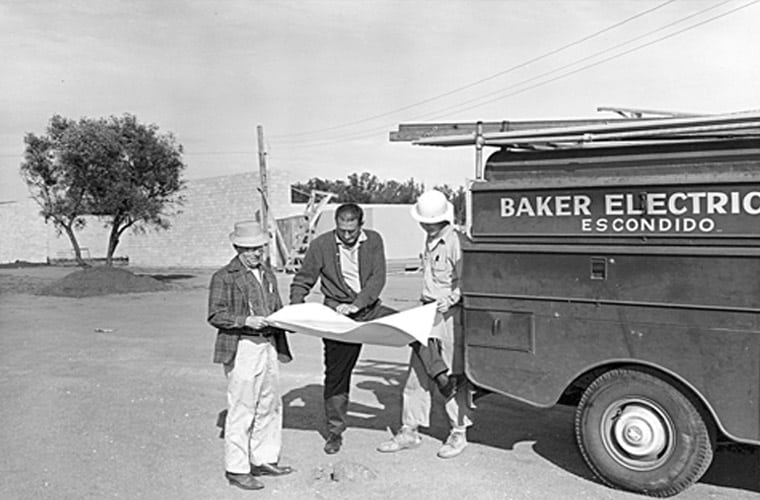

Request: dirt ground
left=0, top=266, right=758, bottom=500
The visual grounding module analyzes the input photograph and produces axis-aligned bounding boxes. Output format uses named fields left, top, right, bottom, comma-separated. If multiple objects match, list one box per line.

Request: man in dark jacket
left=208, top=220, right=293, bottom=490
left=290, top=203, right=394, bottom=454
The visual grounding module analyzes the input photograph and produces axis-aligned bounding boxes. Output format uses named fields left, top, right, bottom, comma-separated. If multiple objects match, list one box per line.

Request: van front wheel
left=574, top=369, right=713, bottom=497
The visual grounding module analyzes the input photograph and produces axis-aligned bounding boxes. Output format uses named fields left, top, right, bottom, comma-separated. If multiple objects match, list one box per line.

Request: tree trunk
left=61, top=223, right=89, bottom=268
left=105, top=223, right=120, bottom=267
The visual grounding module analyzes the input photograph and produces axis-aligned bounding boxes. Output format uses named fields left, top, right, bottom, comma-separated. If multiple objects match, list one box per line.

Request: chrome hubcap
left=601, top=398, right=674, bottom=471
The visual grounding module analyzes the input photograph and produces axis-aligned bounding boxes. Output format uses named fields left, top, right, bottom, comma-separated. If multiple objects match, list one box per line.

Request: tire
left=575, top=369, right=714, bottom=497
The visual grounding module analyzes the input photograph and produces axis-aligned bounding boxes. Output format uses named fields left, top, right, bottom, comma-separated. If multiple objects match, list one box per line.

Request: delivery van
left=391, top=111, right=760, bottom=497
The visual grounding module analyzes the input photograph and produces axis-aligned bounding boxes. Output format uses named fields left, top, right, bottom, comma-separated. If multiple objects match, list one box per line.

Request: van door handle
left=491, top=318, right=501, bottom=336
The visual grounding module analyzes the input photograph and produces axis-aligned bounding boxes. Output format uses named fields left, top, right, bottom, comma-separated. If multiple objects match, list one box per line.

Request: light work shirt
left=336, top=230, right=367, bottom=294
left=238, top=255, right=263, bottom=315
left=420, top=224, right=462, bottom=308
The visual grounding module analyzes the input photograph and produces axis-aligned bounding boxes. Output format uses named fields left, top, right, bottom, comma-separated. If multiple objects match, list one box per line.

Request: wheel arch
left=558, top=360, right=728, bottom=444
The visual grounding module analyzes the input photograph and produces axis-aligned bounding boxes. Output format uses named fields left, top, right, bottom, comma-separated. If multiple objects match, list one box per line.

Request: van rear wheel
left=574, top=369, right=713, bottom=497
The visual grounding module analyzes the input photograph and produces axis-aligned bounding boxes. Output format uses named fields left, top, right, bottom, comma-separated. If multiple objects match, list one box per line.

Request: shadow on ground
left=467, top=392, right=759, bottom=495
left=139, top=273, right=196, bottom=282
left=470, top=392, right=760, bottom=494
left=275, top=358, right=760, bottom=495
left=280, top=359, right=409, bottom=441
left=701, top=443, right=760, bottom=492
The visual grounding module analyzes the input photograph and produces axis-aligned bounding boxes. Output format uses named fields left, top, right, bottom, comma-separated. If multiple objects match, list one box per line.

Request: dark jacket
left=208, top=256, right=292, bottom=365
left=289, top=229, right=386, bottom=312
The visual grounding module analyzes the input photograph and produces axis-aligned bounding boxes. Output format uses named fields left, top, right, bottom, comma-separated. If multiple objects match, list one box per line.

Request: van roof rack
left=391, top=109, right=760, bottom=178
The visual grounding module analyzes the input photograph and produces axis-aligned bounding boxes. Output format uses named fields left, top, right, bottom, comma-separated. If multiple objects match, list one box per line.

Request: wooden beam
left=389, top=119, right=630, bottom=142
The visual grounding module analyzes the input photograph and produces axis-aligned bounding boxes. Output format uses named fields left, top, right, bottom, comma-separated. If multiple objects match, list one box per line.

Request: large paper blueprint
left=267, top=302, right=436, bottom=347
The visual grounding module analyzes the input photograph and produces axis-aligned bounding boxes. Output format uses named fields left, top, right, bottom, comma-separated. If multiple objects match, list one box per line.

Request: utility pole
left=256, top=125, right=273, bottom=260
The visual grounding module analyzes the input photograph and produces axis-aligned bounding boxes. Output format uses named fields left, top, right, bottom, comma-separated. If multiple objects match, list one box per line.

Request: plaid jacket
left=207, top=256, right=293, bottom=365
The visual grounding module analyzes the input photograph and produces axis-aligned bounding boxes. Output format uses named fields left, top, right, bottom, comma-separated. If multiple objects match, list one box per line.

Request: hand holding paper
left=267, top=303, right=437, bottom=347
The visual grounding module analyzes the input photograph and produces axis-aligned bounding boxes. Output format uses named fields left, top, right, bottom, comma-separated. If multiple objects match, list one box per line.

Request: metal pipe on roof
left=413, top=110, right=760, bottom=147
left=484, top=121, right=760, bottom=146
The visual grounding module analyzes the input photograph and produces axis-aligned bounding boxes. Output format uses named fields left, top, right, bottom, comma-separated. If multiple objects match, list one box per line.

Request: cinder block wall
left=1, top=172, right=428, bottom=268
left=0, top=170, right=299, bottom=267
left=0, top=198, right=48, bottom=263
left=46, top=215, right=116, bottom=261
left=123, top=171, right=298, bottom=267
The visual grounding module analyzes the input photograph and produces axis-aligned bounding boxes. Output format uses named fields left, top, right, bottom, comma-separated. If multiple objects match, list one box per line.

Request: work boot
left=377, top=426, right=422, bottom=453
left=437, top=430, right=467, bottom=459
left=324, top=433, right=342, bottom=455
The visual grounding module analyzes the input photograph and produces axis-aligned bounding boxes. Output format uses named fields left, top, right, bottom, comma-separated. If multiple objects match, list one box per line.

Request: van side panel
left=463, top=249, right=760, bottom=442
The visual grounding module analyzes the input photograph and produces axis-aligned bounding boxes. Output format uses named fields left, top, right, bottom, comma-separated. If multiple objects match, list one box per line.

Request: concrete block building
left=0, top=170, right=298, bottom=268
left=0, top=171, right=421, bottom=268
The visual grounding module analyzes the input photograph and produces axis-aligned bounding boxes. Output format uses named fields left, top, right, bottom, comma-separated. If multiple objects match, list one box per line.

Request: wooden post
left=256, top=125, right=274, bottom=262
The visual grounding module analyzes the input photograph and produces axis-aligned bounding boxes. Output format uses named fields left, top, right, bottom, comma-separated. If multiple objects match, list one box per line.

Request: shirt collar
left=426, top=224, right=454, bottom=250
left=335, top=229, right=367, bottom=249
left=237, top=254, right=262, bottom=271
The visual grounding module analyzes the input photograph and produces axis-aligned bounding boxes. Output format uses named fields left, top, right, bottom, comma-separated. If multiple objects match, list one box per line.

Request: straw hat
left=229, top=220, right=269, bottom=247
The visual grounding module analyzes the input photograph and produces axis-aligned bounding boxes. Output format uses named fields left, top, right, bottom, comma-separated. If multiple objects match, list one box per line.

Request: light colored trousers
left=402, top=307, right=473, bottom=431
left=223, top=337, right=282, bottom=473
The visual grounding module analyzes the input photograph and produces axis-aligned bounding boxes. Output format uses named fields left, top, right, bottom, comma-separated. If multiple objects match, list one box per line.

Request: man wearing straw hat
left=208, top=220, right=293, bottom=490
left=377, top=189, right=473, bottom=459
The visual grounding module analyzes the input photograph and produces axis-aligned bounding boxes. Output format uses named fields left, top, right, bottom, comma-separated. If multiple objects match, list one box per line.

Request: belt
left=242, top=330, right=272, bottom=338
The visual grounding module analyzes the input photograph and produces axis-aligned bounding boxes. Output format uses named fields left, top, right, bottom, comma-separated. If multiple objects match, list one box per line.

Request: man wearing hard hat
left=377, top=190, right=473, bottom=459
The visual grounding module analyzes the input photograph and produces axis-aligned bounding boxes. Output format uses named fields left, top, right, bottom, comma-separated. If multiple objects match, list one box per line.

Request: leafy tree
left=344, top=172, right=381, bottom=202
left=292, top=172, right=425, bottom=204
left=20, top=114, right=186, bottom=266
left=291, top=172, right=466, bottom=223
left=290, top=177, right=347, bottom=203
left=432, top=184, right=467, bottom=225
left=20, top=116, right=91, bottom=266
left=370, top=177, right=423, bottom=204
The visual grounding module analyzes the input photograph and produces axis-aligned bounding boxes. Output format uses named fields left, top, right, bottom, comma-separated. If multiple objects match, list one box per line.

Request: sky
left=2, top=0, right=759, bottom=202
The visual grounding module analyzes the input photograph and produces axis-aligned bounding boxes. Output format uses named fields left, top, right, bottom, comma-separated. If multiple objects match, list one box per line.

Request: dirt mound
left=39, top=266, right=171, bottom=297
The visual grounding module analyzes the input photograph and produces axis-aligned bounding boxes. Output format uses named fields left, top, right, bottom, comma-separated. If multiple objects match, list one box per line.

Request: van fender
left=559, top=358, right=755, bottom=445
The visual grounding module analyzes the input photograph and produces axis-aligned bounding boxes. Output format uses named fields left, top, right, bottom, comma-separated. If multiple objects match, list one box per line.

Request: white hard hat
left=411, top=190, right=454, bottom=224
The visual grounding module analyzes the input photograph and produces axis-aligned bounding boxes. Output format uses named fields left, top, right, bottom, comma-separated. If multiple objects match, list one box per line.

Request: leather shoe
left=250, top=462, right=293, bottom=476
left=225, top=472, right=264, bottom=490
left=324, top=433, right=342, bottom=454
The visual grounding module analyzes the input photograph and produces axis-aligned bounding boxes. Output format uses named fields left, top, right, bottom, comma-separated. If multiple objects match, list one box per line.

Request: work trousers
left=402, top=306, right=472, bottom=431
left=223, top=336, right=282, bottom=473
left=323, top=302, right=396, bottom=436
